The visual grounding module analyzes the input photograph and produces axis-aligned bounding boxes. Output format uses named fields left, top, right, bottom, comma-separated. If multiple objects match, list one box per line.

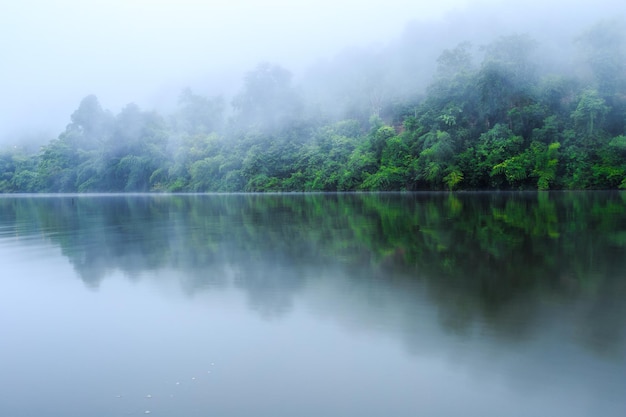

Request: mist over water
left=3, top=1, right=626, bottom=410
left=0, top=193, right=625, bottom=416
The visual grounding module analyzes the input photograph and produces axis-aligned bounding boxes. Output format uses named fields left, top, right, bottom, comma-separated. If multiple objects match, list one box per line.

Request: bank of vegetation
left=2, top=20, right=625, bottom=192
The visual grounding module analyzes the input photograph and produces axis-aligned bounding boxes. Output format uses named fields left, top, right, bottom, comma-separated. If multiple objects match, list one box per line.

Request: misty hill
left=1, top=15, right=625, bottom=192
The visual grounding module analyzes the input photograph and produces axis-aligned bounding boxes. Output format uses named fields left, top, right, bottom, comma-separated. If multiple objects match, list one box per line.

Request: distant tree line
left=2, top=20, right=626, bottom=192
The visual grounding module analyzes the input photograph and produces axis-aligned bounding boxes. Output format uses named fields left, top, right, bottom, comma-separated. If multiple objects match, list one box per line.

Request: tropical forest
left=2, top=20, right=626, bottom=193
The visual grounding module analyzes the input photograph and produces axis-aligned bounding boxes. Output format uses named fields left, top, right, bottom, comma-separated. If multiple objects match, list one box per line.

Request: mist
left=1, top=0, right=466, bottom=142
left=2, top=0, right=623, bottom=144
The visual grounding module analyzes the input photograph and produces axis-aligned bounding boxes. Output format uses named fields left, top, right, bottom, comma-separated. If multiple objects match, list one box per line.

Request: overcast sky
left=0, top=0, right=623, bottom=143
left=0, top=0, right=495, bottom=142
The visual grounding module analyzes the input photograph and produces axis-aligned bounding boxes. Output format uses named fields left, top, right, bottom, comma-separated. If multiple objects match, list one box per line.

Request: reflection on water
left=0, top=192, right=625, bottom=417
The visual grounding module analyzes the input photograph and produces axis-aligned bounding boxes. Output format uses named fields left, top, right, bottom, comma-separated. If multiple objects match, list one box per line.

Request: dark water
left=0, top=192, right=624, bottom=417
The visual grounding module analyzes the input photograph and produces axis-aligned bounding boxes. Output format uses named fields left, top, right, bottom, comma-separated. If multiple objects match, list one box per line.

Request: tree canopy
left=2, top=21, right=626, bottom=193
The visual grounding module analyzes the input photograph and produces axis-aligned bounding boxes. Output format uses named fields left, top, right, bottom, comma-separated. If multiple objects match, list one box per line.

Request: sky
left=1, top=0, right=623, bottom=143
left=0, top=0, right=489, bottom=142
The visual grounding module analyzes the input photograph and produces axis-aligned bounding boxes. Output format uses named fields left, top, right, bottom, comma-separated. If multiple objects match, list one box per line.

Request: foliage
left=2, top=22, right=626, bottom=192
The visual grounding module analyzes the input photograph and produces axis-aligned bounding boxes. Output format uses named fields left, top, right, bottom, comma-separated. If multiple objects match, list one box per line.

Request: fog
left=1, top=0, right=624, bottom=143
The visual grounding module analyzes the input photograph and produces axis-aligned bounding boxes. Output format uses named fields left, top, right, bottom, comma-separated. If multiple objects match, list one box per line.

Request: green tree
left=477, top=34, right=538, bottom=128
left=98, top=103, right=170, bottom=191
left=571, top=89, right=609, bottom=138
left=37, top=138, right=80, bottom=192
left=531, top=141, right=561, bottom=190
left=472, top=124, right=524, bottom=188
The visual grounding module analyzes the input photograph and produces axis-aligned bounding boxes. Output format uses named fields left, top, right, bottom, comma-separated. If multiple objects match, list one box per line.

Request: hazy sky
left=0, top=0, right=493, bottom=142
left=1, top=0, right=623, bottom=142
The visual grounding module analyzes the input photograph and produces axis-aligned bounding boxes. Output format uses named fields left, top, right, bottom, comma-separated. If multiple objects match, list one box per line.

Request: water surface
left=1, top=192, right=625, bottom=416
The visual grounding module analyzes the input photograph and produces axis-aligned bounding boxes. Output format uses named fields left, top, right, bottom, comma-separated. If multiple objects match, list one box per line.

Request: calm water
left=0, top=192, right=624, bottom=417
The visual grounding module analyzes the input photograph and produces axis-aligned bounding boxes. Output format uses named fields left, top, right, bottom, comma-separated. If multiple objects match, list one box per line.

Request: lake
left=0, top=192, right=624, bottom=417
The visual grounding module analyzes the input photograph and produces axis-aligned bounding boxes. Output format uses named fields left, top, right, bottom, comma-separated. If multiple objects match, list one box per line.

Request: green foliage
left=609, top=135, right=626, bottom=151
left=473, top=125, right=525, bottom=188
left=0, top=149, right=39, bottom=192
left=4, top=24, right=626, bottom=193
left=531, top=142, right=560, bottom=190
left=443, top=168, right=464, bottom=190
left=571, top=89, right=609, bottom=137
left=491, top=154, right=529, bottom=187
left=37, top=138, right=80, bottom=192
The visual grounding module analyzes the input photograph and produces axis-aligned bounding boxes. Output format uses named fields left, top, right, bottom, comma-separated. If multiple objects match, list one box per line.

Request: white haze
left=0, top=0, right=623, bottom=144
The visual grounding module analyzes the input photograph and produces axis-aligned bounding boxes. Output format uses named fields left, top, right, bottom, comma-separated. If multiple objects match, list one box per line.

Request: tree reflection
left=1, top=192, right=625, bottom=356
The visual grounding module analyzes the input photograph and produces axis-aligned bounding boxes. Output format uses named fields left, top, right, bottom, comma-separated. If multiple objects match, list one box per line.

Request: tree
left=575, top=19, right=626, bottom=137
left=530, top=141, right=560, bottom=190
left=435, top=42, right=473, bottom=80
left=575, top=19, right=626, bottom=96
left=87, top=103, right=171, bottom=191
left=473, top=124, right=524, bottom=188
left=477, top=34, right=539, bottom=128
left=571, top=89, right=609, bottom=138
left=413, top=130, right=457, bottom=189
left=174, top=88, right=224, bottom=135
left=64, top=95, right=114, bottom=152
left=231, top=63, right=303, bottom=132
left=423, top=42, right=480, bottom=137
left=37, top=138, right=79, bottom=192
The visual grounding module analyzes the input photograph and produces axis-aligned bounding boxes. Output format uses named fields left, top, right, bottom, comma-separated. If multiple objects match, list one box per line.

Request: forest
left=1, top=19, right=625, bottom=192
